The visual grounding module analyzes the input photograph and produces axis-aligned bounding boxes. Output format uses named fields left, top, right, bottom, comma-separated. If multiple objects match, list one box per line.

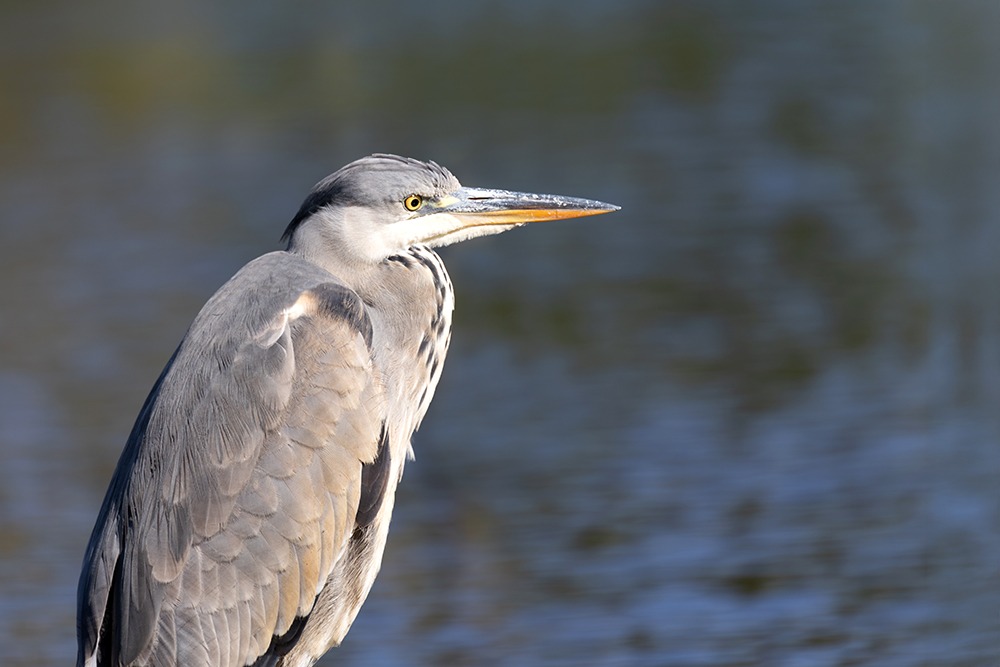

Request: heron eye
left=403, top=194, right=423, bottom=211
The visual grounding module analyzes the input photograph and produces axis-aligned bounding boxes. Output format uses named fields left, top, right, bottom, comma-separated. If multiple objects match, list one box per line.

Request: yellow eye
left=403, top=194, right=423, bottom=211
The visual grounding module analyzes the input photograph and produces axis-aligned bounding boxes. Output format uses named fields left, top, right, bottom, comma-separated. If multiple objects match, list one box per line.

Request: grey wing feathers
left=77, top=252, right=386, bottom=667
left=77, top=346, right=181, bottom=666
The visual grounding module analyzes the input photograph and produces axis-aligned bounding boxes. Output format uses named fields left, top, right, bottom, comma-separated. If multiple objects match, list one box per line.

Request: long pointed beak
left=429, top=187, right=620, bottom=225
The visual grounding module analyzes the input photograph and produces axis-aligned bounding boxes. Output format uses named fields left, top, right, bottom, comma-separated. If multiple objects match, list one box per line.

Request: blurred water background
left=1, top=2, right=998, bottom=665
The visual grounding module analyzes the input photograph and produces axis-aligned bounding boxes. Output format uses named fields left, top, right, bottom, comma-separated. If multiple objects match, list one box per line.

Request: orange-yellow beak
left=427, top=187, right=620, bottom=226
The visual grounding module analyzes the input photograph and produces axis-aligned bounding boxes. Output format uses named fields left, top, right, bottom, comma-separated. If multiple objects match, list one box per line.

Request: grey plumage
left=77, top=153, right=618, bottom=667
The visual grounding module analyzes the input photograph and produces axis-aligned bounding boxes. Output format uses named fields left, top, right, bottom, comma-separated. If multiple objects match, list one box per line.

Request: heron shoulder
left=190, top=251, right=372, bottom=345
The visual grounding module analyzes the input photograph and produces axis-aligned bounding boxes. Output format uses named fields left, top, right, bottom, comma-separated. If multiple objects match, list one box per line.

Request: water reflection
left=1, top=2, right=997, bottom=666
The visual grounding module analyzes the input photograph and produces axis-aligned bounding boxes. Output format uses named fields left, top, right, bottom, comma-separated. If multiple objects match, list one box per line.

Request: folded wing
left=77, top=254, right=386, bottom=667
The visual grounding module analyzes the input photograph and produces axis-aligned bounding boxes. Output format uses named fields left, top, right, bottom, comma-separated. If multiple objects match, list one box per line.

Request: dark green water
left=1, top=2, right=997, bottom=665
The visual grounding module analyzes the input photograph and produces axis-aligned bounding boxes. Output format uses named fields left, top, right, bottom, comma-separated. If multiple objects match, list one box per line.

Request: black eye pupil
left=406, top=196, right=421, bottom=210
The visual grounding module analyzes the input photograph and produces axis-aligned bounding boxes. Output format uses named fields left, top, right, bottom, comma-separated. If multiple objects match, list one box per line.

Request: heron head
left=284, top=153, right=619, bottom=265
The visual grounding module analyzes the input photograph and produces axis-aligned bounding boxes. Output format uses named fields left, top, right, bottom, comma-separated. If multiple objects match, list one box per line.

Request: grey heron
left=77, top=153, right=618, bottom=667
